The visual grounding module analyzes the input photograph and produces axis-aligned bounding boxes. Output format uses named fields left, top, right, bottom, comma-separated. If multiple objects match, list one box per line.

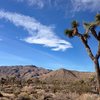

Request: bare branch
left=98, top=32, right=100, bottom=40
left=77, top=33, right=95, bottom=61
left=96, top=41, right=100, bottom=59
left=90, top=28, right=99, bottom=41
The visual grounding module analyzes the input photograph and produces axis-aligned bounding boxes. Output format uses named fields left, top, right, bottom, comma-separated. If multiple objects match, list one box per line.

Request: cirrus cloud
left=0, top=10, right=72, bottom=51
left=17, top=0, right=100, bottom=12
left=71, top=0, right=100, bottom=12
left=17, top=0, right=48, bottom=8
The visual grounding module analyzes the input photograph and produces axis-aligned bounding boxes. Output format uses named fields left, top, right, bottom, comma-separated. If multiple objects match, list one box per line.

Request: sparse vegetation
left=0, top=75, right=98, bottom=100
left=0, top=65, right=99, bottom=100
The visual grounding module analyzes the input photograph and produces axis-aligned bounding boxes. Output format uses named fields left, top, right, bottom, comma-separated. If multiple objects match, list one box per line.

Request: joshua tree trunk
left=77, top=33, right=100, bottom=94
left=94, top=58, right=100, bottom=94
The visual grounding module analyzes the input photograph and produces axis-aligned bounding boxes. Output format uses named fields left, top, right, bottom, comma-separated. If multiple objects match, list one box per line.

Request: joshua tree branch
left=98, top=32, right=100, bottom=40
left=91, top=28, right=99, bottom=41
left=77, top=33, right=95, bottom=61
left=96, top=41, right=100, bottom=59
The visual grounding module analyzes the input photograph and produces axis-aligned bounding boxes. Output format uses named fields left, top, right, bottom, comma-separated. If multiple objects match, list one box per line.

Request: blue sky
left=0, top=0, right=100, bottom=71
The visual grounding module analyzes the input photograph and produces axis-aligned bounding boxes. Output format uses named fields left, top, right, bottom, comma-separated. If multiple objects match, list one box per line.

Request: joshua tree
left=65, top=14, right=100, bottom=94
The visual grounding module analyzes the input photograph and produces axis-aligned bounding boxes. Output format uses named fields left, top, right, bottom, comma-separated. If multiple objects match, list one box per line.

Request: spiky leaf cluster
left=71, top=20, right=79, bottom=28
left=95, top=14, right=100, bottom=22
left=83, top=22, right=90, bottom=30
left=65, top=29, right=74, bottom=38
left=83, top=22, right=97, bottom=34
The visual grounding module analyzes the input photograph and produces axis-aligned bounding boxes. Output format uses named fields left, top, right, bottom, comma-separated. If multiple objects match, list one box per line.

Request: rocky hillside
left=0, top=65, right=51, bottom=80
left=0, top=65, right=95, bottom=81
left=0, top=65, right=97, bottom=100
left=40, top=68, right=95, bottom=82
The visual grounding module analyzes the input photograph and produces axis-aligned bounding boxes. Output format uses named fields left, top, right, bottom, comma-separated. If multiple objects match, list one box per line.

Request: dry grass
left=78, top=93, right=100, bottom=100
left=0, top=76, right=99, bottom=100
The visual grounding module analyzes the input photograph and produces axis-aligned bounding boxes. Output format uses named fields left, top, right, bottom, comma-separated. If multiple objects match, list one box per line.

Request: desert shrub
left=21, top=85, right=36, bottom=94
left=89, top=76, right=95, bottom=82
left=50, top=80, right=63, bottom=93
left=44, top=95, right=53, bottom=100
left=14, top=88, right=21, bottom=96
left=17, top=92, right=31, bottom=100
left=78, top=93, right=100, bottom=100
left=65, top=80, right=92, bottom=94
left=51, top=84, right=62, bottom=93
left=43, top=93, right=54, bottom=100
left=0, top=78, right=6, bottom=86
left=26, top=78, right=34, bottom=85
left=34, top=78, right=41, bottom=84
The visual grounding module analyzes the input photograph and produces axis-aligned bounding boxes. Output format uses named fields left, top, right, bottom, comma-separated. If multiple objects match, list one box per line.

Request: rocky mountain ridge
left=0, top=65, right=95, bottom=81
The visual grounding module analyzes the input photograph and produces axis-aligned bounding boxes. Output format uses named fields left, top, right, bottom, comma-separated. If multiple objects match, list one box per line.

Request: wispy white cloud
left=0, top=10, right=72, bottom=51
left=16, top=0, right=100, bottom=13
left=17, top=0, right=47, bottom=8
left=71, top=0, right=100, bottom=12
left=17, top=0, right=68, bottom=9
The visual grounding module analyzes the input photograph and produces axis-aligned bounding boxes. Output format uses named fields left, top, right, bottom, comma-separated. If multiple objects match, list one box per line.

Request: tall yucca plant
left=64, top=14, right=100, bottom=94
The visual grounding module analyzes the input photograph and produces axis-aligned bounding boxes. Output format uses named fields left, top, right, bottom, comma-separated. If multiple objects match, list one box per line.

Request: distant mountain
left=39, top=68, right=95, bottom=82
left=0, top=65, right=51, bottom=79
left=0, top=65, right=95, bottom=82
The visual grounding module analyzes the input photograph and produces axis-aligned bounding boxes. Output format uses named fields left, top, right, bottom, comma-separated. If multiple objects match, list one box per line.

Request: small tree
left=65, top=14, right=100, bottom=94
